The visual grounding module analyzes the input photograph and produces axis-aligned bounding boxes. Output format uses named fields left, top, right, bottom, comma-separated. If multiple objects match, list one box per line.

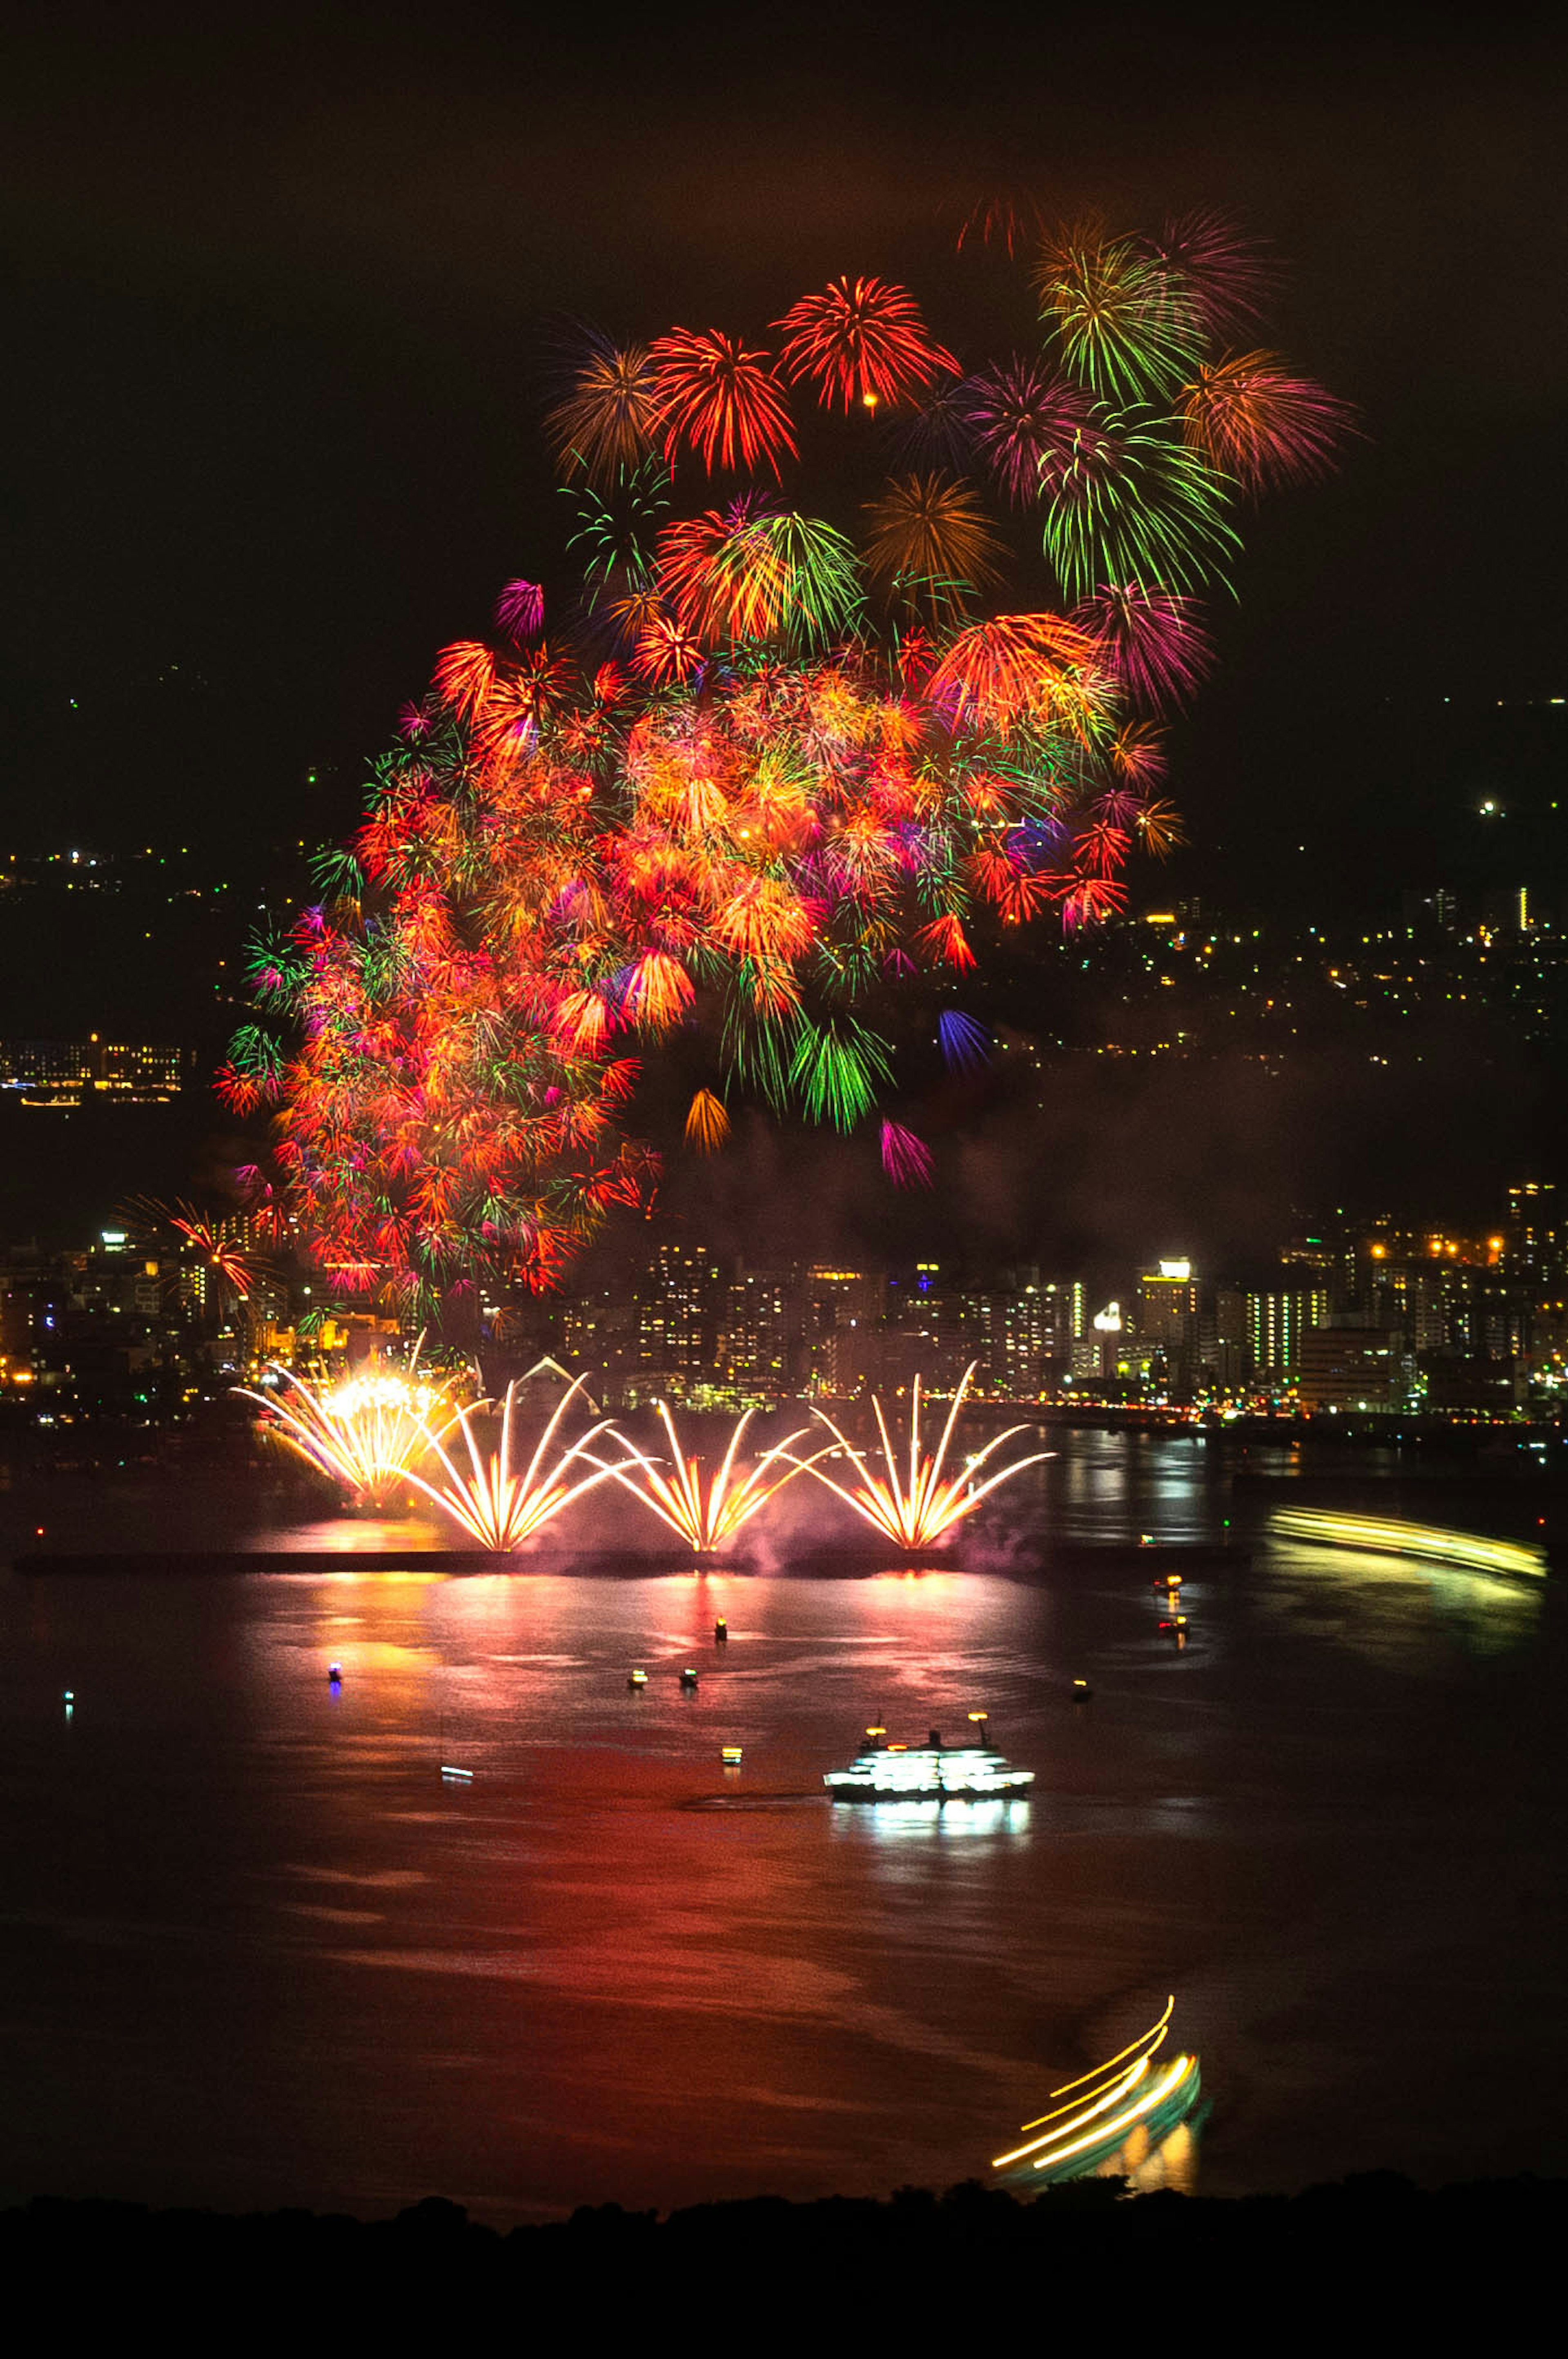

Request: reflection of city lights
left=1272, top=1508, right=1544, bottom=1580
left=797, top=1363, right=1051, bottom=1546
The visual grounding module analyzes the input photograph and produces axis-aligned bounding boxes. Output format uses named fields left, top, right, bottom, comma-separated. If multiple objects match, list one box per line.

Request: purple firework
left=881, top=1120, right=935, bottom=1188
left=495, top=579, right=546, bottom=640
left=938, top=1010, right=991, bottom=1074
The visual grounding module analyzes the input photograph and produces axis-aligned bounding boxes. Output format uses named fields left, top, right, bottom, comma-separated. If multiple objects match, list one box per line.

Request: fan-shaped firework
left=647, top=328, right=797, bottom=477
left=797, top=1364, right=1054, bottom=1547
left=775, top=276, right=958, bottom=413
left=587, top=1404, right=832, bottom=1551
left=880, top=1119, right=934, bottom=1188
left=227, top=218, right=1344, bottom=1322
left=937, top=1009, right=991, bottom=1074
left=405, top=1370, right=629, bottom=1551
left=236, top=1358, right=458, bottom=1508
left=679, top=1091, right=728, bottom=1156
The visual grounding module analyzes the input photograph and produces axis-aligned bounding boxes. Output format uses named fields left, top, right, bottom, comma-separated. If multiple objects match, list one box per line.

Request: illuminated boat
left=991, top=1997, right=1202, bottom=2186
left=824, top=1727, right=1034, bottom=1805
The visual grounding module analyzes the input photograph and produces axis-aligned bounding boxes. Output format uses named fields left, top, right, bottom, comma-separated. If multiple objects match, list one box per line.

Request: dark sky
left=5, top=3, right=1565, bottom=904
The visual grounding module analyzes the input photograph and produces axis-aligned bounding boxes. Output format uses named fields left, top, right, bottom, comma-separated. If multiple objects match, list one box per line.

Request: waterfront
left=1, top=1430, right=1564, bottom=2223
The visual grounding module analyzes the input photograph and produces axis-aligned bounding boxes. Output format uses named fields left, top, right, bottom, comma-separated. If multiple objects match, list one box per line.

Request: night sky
left=7, top=7, right=1565, bottom=887
left=4, top=5, right=1567, bottom=1258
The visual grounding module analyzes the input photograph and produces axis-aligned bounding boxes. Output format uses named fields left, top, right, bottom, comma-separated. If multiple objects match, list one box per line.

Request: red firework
left=775, top=276, right=958, bottom=414
left=647, top=328, right=797, bottom=477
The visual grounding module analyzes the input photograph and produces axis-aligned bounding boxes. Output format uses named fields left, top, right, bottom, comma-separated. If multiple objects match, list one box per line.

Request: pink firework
left=881, top=1119, right=934, bottom=1188
left=494, top=579, right=545, bottom=640
left=1075, top=585, right=1214, bottom=706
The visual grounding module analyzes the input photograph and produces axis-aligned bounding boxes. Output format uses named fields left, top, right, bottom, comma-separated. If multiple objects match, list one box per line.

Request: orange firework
left=797, top=1363, right=1053, bottom=1547
left=588, top=1404, right=835, bottom=1551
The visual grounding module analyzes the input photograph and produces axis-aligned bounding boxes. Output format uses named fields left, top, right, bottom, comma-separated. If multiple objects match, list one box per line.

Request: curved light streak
left=1271, top=1509, right=1545, bottom=1580
left=796, top=1362, right=1052, bottom=1546
left=993, top=1997, right=1201, bottom=2183
left=235, top=1359, right=459, bottom=1508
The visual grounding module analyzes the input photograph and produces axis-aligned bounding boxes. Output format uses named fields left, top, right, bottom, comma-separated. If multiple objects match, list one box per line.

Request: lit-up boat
left=824, top=1726, right=1035, bottom=1805
left=991, top=1997, right=1202, bottom=2186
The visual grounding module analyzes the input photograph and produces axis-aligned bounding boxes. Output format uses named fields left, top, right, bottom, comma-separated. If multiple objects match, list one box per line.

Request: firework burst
left=797, top=1364, right=1053, bottom=1547
left=227, top=217, right=1343, bottom=1323
left=236, top=1357, right=458, bottom=1508
left=588, top=1404, right=833, bottom=1551
left=405, top=1371, right=630, bottom=1551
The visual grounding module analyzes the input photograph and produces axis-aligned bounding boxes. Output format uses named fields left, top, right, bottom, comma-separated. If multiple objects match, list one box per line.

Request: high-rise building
left=1296, top=1325, right=1400, bottom=1410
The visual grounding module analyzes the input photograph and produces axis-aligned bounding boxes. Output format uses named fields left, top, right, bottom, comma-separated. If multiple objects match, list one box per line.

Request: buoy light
left=628, top=1668, right=648, bottom=1689
left=721, top=1745, right=743, bottom=1765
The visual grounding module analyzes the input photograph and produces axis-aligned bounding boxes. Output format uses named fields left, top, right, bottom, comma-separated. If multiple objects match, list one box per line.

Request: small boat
left=679, top=1666, right=699, bottom=1690
left=824, top=1725, right=1034, bottom=1804
left=627, top=1668, right=648, bottom=1690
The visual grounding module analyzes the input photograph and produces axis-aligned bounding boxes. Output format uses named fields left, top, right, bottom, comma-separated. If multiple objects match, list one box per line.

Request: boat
left=991, top=1997, right=1202, bottom=2185
left=824, top=1724, right=1035, bottom=1804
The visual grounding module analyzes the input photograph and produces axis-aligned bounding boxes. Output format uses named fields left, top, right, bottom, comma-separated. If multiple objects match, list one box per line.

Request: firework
left=1180, top=352, right=1352, bottom=490
left=494, top=579, right=544, bottom=640
left=1037, top=406, right=1238, bottom=600
left=1036, top=224, right=1203, bottom=402
left=548, top=332, right=660, bottom=483
left=1076, top=584, right=1214, bottom=706
left=798, top=1364, right=1053, bottom=1547
left=775, top=276, right=957, bottom=413
left=227, top=217, right=1342, bottom=1321
left=126, top=1196, right=266, bottom=1302
left=962, top=358, right=1086, bottom=507
left=937, top=1010, right=990, bottom=1073
left=647, top=328, right=797, bottom=477
left=685, top=1089, right=731, bottom=1152
left=880, top=1119, right=934, bottom=1187
left=588, top=1403, right=832, bottom=1551
left=405, top=1371, right=630, bottom=1551
left=236, top=1358, right=457, bottom=1508
left=862, top=474, right=1003, bottom=604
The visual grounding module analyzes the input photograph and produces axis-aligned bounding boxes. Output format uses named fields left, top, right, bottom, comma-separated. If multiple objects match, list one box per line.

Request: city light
left=796, top=1362, right=1052, bottom=1546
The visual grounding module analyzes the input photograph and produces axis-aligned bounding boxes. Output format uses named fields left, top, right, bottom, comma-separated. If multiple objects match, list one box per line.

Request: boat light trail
left=993, top=1998, right=1200, bottom=2182
left=1271, top=1509, right=1545, bottom=1579
left=796, top=1362, right=1051, bottom=1546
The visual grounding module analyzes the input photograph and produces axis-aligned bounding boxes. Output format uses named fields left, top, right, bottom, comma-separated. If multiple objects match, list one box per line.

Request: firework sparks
left=588, top=1404, right=832, bottom=1552
left=225, top=218, right=1343, bottom=1321
left=775, top=276, right=958, bottom=413
left=798, top=1364, right=1053, bottom=1548
left=405, top=1370, right=630, bottom=1551
left=236, top=1358, right=458, bottom=1508
left=648, top=328, right=797, bottom=477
